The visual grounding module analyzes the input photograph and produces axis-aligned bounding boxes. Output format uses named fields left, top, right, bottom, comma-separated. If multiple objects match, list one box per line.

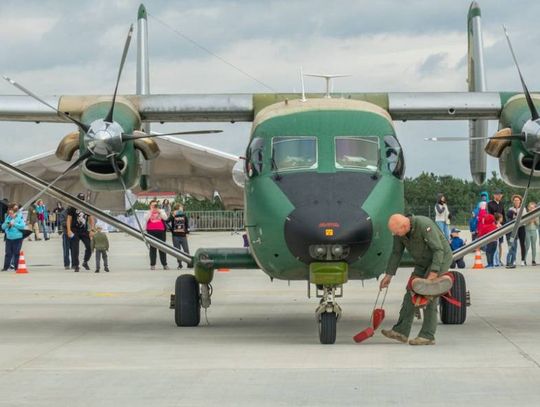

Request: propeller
left=503, top=27, right=540, bottom=247
left=2, top=76, right=89, bottom=133
left=3, top=24, right=221, bottom=208
left=20, top=151, right=92, bottom=210
left=503, top=26, right=539, bottom=121
left=105, top=25, right=133, bottom=123
left=121, top=129, right=222, bottom=142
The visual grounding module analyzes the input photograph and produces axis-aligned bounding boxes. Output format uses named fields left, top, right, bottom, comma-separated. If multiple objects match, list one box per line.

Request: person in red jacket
left=478, top=213, right=498, bottom=268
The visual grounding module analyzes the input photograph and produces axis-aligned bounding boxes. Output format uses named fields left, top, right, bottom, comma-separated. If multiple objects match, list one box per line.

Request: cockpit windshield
left=272, top=137, right=317, bottom=170
left=335, top=136, right=379, bottom=171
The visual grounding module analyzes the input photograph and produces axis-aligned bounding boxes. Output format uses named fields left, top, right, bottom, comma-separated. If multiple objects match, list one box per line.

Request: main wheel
left=318, top=312, right=337, bottom=344
left=174, top=274, right=201, bottom=327
left=440, top=271, right=467, bottom=324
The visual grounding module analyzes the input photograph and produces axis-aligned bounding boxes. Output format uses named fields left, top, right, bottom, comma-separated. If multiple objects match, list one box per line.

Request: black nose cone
left=284, top=204, right=372, bottom=264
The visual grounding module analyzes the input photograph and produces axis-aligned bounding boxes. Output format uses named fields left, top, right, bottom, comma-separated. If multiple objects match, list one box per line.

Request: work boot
left=409, top=337, right=435, bottom=346
left=411, top=275, right=452, bottom=296
left=381, top=329, right=408, bottom=343
left=82, top=262, right=90, bottom=270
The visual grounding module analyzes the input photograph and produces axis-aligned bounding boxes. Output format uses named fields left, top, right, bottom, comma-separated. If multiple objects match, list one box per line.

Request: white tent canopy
left=0, top=137, right=244, bottom=211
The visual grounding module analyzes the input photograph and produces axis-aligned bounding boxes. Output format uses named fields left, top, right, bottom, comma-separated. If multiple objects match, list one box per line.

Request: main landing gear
left=170, top=274, right=212, bottom=327
left=315, top=285, right=343, bottom=344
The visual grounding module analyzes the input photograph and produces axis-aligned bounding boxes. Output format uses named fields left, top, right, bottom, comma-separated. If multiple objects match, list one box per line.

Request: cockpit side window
left=335, top=136, right=379, bottom=171
left=246, top=137, right=264, bottom=177
left=271, top=137, right=317, bottom=171
left=384, top=135, right=405, bottom=179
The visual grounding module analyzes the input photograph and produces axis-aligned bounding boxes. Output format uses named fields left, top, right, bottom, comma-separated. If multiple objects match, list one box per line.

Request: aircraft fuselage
left=244, top=98, right=405, bottom=281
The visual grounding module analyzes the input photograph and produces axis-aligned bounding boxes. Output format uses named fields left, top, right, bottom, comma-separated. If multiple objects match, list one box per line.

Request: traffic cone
left=472, top=248, right=484, bottom=269
left=16, top=251, right=28, bottom=274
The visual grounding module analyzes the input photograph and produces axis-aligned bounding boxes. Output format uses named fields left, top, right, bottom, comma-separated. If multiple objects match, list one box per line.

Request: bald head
left=388, top=214, right=411, bottom=236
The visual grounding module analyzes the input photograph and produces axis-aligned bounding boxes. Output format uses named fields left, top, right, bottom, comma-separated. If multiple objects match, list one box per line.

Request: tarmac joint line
left=473, top=309, right=540, bottom=369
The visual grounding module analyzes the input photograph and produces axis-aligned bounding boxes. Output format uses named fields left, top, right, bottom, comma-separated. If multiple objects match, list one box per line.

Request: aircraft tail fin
left=137, top=4, right=153, bottom=189
left=467, top=1, right=488, bottom=184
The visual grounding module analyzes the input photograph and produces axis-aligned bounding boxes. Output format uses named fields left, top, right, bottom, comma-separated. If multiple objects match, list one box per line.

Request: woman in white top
left=434, top=193, right=451, bottom=241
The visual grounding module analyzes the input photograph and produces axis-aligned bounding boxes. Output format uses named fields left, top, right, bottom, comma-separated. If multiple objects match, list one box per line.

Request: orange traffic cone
left=16, top=251, right=28, bottom=274
left=472, top=248, right=484, bottom=269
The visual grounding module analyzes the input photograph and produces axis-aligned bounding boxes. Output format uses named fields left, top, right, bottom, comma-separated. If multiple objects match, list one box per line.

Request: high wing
left=0, top=137, right=242, bottom=209
left=0, top=91, right=505, bottom=123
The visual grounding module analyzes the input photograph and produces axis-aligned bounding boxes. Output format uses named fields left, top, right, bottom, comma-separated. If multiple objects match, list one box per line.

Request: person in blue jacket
left=449, top=228, right=466, bottom=268
left=1, top=202, right=26, bottom=271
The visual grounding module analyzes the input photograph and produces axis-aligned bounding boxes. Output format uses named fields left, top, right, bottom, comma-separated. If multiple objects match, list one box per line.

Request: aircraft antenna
left=303, top=73, right=350, bottom=98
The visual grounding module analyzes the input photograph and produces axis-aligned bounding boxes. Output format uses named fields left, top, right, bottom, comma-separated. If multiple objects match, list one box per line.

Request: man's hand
left=68, top=231, right=74, bottom=238
left=380, top=274, right=393, bottom=289
left=427, top=271, right=438, bottom=280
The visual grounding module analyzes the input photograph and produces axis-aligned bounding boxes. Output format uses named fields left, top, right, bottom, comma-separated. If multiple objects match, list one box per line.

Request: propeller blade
left=503, top=26, right=540, bottom=121
left=121, top=129, right=223, bottom=142
left=3, top=76, right=90, bottom=132
left=424, top=135, right=524, bottom=142
left=21, top=150, right=93, bottom=210
left=105, top=24, right=134, bottom=123
left=509, top=153, right=539, bottom=244
left=110, top=155, right=150, bottom=249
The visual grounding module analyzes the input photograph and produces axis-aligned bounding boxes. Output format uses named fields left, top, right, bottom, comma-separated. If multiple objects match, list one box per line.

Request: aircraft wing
left=0, top=92, right=508, bottom=123
left=0, top=138, right=243, bottom=209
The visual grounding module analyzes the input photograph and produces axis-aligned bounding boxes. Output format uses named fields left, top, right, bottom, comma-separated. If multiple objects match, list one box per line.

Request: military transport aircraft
left=1, top=2, right=540, bottom=344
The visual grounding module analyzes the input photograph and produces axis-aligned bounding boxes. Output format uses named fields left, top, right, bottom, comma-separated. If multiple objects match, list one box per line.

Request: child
left=91, top=226, right=109, bottom=273
left=449, top=228, right=466, bottom=269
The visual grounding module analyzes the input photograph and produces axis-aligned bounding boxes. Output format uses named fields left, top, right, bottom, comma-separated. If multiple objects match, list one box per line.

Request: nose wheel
left=315, top=285, right=342, bottom=344
left=318, top=312, right=337, bottom=344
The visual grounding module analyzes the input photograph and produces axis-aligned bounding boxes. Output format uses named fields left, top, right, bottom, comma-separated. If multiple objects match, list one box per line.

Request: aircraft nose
left=284, top=204, right=372, bottom=264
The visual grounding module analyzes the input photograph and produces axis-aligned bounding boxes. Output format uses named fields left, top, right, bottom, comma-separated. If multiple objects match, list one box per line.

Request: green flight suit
left=385, top=215, right=453, bottom=340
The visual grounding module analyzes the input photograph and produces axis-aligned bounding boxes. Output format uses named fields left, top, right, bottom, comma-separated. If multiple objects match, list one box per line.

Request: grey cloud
left=417, top=52, right=448, bottom=77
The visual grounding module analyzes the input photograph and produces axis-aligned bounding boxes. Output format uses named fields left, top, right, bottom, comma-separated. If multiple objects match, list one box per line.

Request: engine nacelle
left=55, top=99, right=160, bottom=191
left=491, top=95, right=540, bottom=187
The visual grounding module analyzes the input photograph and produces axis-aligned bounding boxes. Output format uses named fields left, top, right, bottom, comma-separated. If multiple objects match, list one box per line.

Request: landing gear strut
left=315, top=285, right=342, bottom=344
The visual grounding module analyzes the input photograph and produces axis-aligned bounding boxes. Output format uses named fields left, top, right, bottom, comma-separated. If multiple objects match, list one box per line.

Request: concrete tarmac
left=1, top=231, right=540, bottom=406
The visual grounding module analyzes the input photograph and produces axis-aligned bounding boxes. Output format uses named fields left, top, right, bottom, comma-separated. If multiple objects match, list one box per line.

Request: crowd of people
left=435, top=189, right=539, bottom=269
left=0, top=195, right=190, bottom=273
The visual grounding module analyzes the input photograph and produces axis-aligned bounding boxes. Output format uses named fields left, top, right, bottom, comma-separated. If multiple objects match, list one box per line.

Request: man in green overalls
left=379, top=214, right=453, bottom=345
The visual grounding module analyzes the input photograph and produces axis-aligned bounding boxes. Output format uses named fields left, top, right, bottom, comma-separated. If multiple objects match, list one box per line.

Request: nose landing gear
left=315, top=285, right=342, bottom=344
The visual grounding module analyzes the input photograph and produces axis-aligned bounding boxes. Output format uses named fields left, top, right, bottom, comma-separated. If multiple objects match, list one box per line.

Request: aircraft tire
left=440, top=271, right=467, bottom=324
left=174, top=274, right=201, bottom=327
left=319, top=312, right=337, bottom=344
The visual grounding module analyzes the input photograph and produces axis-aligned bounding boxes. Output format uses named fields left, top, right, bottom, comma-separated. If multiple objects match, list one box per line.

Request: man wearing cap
left=66, top=193, right=95, bottom=272
left=487, top=190, right=506, bottom=223
left=379, top=214, right=453, bottom=345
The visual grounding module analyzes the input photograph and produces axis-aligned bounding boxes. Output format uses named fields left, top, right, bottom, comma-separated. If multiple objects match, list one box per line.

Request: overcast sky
left=0, top=0, right=539, bottom=180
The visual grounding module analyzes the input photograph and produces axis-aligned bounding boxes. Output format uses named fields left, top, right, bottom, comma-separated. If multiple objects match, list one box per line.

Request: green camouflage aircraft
left=0, top=2, right=538, bottom=344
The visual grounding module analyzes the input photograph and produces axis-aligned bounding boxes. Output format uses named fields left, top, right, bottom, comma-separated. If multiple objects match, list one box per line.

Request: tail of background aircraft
left=467, top=1, right=488, bottom=184
left=137, top=4, right=152, bottom=190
